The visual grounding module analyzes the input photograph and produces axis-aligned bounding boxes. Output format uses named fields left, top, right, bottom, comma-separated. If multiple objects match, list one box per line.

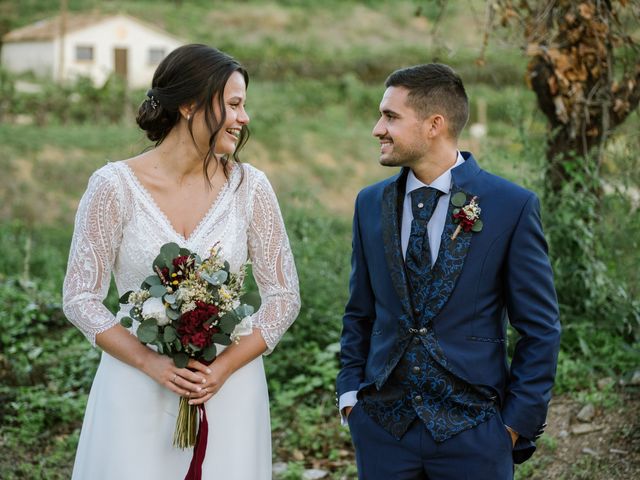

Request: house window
left=148, top=48, right=166, bottom=65
left=75, top=46, right=94, bottom=61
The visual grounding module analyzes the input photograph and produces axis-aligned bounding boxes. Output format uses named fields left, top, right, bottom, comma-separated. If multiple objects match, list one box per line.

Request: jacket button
left=413, top=337, right=421, bottom=344
left=414, top=395, right=423, bottom=404
left=413, top=307, right=421, bottom=315
left=419, top=328, right=427, bottom=335
left=412, top=366, right=421, bottom=374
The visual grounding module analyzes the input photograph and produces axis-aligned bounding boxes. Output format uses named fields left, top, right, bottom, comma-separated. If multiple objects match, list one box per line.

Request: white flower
left=141, top=297, right=170, bottom=326
left=128, top=289, right=150, bottom=305
left=230, top=315, right=253, bottom=343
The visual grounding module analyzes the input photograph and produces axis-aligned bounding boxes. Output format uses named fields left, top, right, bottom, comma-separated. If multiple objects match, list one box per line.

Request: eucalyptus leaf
left=201, top=271, right=228, bottom=286
left=173, top=338, right=183, bottom=351
left=120, top=316, right=133, bottom=328
left=202, top=343, right=217, bottom=361
left=129, top=308, right=142, bottom=322
left=179, top=248, right=193, bottom=257
left=152, top=253, right=170, bottom=272
left=163, top=326, right=177, bottom=342
left=212, top=333, right=232, bottom=346
left=161, top=242, right=181, bottom=260
left=137, top=318, right=159, bottom=343
left=235, top=304, right=255, bottom=318
left=119, top=290, right=133, bottom=304
left=173, top=352, right=189, bottom=368
left=241, top=291, right=261, bottom=310
left=143, top=275, right=162, bottom=287
left=472, top=219, right=484, bottom=232
left=167, top=308, right=180, bottom=320
left=164, top=294, right=176, bottom=304
left=149, top=284, right=167, bottom=298
left=451, top=192, right=467, bottom=207
left=219, top=311, right=239, bottom=333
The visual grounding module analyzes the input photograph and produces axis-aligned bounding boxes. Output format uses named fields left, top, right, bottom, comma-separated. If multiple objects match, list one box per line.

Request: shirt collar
left=406, top=151, right=465, bottom=196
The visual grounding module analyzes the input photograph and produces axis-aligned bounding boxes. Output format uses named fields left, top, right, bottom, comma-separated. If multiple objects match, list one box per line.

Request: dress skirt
left=71, top=347, right=272, bottom=480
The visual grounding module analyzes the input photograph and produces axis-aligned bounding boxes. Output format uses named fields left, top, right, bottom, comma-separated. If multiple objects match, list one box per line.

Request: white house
left=1, top=13, right=184, bottom=88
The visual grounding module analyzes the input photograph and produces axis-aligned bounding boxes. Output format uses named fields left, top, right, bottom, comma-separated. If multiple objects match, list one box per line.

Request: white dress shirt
left=339, top=152, right=465, bottom=423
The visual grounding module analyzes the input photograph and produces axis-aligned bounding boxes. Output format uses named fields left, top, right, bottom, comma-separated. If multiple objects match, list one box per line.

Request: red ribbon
left=184, top=405, right=208, bottom=480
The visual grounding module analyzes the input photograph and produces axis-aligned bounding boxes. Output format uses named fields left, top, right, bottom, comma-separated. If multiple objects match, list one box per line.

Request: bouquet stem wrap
left=184, top=404, right=209, bottom=480
left=174, top=398, right=198, bottom=448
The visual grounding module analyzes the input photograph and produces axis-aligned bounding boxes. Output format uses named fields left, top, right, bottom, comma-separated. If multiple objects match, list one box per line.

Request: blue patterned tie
left=405, top=187, right=442, bottom=278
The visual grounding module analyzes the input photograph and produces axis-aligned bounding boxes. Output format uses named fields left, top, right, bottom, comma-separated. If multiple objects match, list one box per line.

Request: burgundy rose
left=173, top=255, right=190, bottom=268
left=177, top=301, right=220, bottom=349
left=453, top=210, right=476, bottom=232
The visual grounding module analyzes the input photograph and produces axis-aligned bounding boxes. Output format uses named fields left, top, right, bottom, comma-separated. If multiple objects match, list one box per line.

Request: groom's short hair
left=385, top=63, right=469, bottom=139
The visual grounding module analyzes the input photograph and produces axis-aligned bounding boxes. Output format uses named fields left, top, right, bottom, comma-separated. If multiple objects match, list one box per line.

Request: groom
left=337, top=63, right=561, bottom=479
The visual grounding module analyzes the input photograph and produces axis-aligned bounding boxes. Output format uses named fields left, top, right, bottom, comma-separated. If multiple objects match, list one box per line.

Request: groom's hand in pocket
left=506, top=425, right=519, bottom=447
left=343, top=406, right=353, bottom=420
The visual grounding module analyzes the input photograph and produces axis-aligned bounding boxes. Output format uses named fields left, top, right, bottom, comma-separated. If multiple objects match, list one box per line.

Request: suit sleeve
left=502, top=193, right=561, bottom=450
left=336, top=192, right=376, bottom=397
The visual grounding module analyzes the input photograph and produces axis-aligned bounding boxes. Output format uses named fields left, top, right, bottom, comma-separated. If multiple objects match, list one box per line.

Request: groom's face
left=372, top=86, right=428, bottom=168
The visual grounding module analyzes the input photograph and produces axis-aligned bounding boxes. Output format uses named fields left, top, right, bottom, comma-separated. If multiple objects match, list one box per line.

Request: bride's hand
left=143, top=354, right=209, bottom=398
left=187, top=358, right=231, bottom=405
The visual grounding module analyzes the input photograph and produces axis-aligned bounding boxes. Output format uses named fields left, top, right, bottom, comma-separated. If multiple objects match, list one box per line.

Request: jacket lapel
left=422, top=183, right=475, bottom=323
left=380, top=170, right=413, bottom=323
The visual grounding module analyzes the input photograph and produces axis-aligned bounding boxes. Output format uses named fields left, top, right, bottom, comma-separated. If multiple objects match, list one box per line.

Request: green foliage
left=0, top=68, right=15, bottom=122
left=0, top=276, right=96, bottom=478
left=544, top=156, right=640, bottom=342
left=266, top=205, right=352, bottom=464
left=5, top=74, right=132, bottom=126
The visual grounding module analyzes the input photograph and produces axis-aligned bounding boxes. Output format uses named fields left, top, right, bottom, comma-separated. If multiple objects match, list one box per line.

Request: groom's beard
left=379, top=142, right=425, bottom=168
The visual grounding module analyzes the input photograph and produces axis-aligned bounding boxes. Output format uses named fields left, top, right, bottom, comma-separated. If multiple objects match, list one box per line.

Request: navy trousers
left=348, top=402, right=514, bottom=480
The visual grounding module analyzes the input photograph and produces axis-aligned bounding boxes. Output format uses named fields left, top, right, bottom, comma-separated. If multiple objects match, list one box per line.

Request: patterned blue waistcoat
left=360, top=185, right=497, bottom=442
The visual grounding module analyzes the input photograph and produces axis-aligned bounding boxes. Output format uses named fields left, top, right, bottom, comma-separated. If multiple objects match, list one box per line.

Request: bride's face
left=189, top=71, right=250, bottom=157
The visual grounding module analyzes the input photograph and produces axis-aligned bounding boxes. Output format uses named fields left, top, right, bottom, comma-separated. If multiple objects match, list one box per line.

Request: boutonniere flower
left=451, top=192, right=483, bottom=240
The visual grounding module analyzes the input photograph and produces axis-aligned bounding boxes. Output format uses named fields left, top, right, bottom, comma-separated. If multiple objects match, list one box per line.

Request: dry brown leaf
left=526, top=43, right=542, bottom=56
left=554, top=96, right=569, bottom=123
left=565, top=12, right=576, bottom=24
left=613, top=98, right=628, bottom=114
left=611, top=81, right=620, bottom=93
left=578, top=3, right=594, bottom=20
left=548, top=75, right=559, bottom=95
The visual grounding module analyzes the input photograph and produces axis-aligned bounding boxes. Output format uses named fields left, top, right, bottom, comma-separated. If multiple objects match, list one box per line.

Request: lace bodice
left=62, top=161, right=300, bottom=352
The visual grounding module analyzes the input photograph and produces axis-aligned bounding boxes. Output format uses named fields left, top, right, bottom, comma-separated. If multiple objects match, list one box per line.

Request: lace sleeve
left=247, top=172, right=301, bottom=353
left=62, top=167, right=124, bottom=346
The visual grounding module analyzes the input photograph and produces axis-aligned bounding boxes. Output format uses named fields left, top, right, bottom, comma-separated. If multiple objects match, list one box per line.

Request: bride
left=62, top=44, right=300, bottom=479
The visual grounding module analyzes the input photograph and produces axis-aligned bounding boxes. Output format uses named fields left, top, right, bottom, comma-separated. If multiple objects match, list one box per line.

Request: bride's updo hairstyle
left=136, top=44, right=249, bottom=182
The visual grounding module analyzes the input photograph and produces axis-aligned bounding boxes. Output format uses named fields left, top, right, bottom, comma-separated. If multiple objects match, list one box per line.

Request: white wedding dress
left=62, top=161, right=300, bottom=480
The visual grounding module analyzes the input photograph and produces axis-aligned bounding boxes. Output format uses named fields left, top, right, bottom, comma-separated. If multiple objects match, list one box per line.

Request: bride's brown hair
left=136, top=44, right=249, bottom=184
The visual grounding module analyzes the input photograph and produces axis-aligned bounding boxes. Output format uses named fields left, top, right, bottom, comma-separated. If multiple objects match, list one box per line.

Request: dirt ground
left=519, top=388, right=639, bottom=479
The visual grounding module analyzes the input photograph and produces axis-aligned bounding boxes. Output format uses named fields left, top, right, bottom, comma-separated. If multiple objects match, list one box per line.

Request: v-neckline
left=120, top=161, right=235, bottom=243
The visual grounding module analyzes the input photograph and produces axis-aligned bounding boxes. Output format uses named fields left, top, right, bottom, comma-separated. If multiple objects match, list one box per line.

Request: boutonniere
left=451, top=192, right=483, bottom=240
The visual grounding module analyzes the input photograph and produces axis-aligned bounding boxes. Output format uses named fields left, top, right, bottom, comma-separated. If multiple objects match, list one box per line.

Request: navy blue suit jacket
left=337, top=153, right=561, bottom=462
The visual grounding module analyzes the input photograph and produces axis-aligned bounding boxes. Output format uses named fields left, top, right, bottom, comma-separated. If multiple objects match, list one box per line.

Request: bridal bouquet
left=119, top=242, right=254, bottom=450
